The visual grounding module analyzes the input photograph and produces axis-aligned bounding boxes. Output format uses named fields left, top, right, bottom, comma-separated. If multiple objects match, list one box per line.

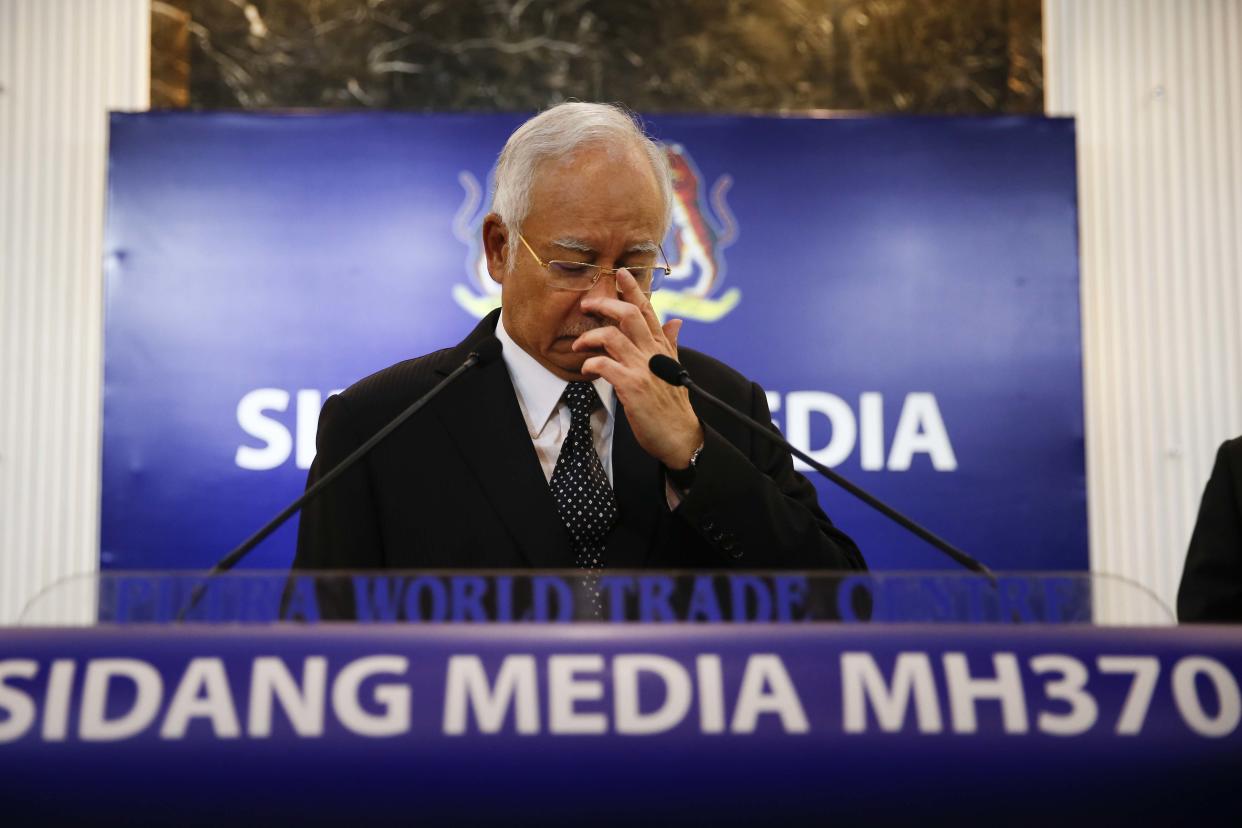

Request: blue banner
left=2, top=625, right=1238, bottom=824
left=101, top=113, right=1084, bottom=572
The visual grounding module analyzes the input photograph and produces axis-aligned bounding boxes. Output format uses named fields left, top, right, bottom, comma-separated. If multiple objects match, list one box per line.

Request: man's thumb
left=662, top=317, right=683, bottom=352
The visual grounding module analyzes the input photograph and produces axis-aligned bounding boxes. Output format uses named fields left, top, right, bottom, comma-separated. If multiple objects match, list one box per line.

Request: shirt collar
left=496, top=313, right=615, bottom=435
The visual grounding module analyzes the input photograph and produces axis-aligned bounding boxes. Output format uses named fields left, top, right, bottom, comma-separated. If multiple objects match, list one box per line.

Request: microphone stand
left=176, top=343, right=499, bottom=621
left=651, top=355, right=995, bottom=581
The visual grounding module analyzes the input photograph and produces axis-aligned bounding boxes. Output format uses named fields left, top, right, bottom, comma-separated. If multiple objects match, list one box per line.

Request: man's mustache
left=558, top=318, right=618, bottom=338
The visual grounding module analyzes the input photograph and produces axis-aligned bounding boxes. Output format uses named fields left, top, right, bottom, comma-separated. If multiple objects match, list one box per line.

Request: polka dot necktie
left=549, top=381, right=617, bottom=613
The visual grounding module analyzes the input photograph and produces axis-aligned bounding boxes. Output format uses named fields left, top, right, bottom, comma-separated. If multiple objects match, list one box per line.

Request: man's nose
left=584, top=269, right=623, bottom=301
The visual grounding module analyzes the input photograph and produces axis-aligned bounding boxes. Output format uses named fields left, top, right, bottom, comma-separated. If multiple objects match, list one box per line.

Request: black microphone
left=650, top=353, right=994, bottom=578
left=177, top=338, right=502, bottom=620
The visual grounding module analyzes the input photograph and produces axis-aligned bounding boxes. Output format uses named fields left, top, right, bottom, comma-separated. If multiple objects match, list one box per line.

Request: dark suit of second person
left=1178, top=436, right=1242, bottom=622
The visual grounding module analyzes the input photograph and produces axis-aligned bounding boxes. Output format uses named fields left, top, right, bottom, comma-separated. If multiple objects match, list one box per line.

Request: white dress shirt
left=495, top=315, right=617, bottom=485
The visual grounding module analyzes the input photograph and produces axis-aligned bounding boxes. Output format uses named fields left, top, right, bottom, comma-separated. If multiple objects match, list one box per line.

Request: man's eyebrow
left=550, top=238, right=660, bottom=256
left=551, top=237, right=596, bottom=255
left=625, top=240, right=659, bottom=255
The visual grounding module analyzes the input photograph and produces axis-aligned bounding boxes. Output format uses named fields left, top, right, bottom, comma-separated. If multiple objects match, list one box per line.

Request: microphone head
left=471, top=337, right=503, bottom=366
left=649, top=354, right=689, bottom=386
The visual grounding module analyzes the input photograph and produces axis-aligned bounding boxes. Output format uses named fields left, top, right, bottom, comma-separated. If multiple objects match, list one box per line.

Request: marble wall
left=150, top=0, right=1042, bottom=113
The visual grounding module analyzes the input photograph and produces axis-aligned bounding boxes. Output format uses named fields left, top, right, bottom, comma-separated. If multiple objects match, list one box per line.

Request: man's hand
left=572, top=270, right=704, bottom=469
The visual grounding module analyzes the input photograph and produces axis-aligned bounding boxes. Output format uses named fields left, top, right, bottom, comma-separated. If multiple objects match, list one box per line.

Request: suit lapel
left=430, top=311, right=665, bottom=570
left=607, top=401, right=663, bottom=569
left=431, top=312, right=575, bottom=569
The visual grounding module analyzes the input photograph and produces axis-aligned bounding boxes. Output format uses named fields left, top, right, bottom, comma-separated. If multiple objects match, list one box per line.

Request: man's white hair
left=491, top=102, right=674, bottom=271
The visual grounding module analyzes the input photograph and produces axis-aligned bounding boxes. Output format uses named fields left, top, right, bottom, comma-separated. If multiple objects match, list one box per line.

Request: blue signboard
left=1, top=625, right=1238, bottom=824
left=101, top=113, right=1083, bottom=572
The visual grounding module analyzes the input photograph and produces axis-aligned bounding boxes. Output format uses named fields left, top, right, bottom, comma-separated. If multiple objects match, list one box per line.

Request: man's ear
left=482, top=213, right=508, bottom=284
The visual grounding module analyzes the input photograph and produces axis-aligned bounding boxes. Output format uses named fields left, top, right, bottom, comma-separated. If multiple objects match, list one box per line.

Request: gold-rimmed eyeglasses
left=517, top=233, right=671, bottom=294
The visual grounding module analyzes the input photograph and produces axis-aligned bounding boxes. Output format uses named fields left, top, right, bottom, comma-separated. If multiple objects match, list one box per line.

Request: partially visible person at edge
left=1178, top=435, right=1242, bottom=622
left=293, top=102, right=865, bottom=603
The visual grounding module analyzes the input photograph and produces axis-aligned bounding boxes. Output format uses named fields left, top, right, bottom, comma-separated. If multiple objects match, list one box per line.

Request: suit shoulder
left=335, top=347, right=458, bottom=416
left=678, top=347, right=758, bottom=397
left=1216, top=436, right=1242, bottom=485
left=1221, top=436, right=1242, bottom=464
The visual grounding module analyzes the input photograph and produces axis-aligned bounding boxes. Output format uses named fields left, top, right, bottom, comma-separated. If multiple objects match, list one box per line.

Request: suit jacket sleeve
left=673, top=379, right=866, bottom=571
left=1177, top=438, right=1242, bottom=622
left=292, top=393, right=386, bottom=571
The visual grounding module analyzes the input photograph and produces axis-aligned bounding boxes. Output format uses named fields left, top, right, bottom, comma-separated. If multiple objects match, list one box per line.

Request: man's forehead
left=533, top=141, right=660, bottom=196
left=523, top=144, right=666, bottom=250
left=551, top=236, right=660, bottom=254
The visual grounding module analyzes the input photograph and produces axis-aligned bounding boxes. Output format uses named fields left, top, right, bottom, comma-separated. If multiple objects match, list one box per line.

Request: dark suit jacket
left=293, top=310, right=864, bottom=574
left=1178, top=436, right=1242, bottom=622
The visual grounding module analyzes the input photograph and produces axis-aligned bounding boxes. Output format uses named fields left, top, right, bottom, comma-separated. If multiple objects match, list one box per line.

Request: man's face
left=483, top=143, right=666, bottom=380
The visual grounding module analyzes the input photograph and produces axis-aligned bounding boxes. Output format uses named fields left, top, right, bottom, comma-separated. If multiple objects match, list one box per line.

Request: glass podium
left=18, top=570, right=1175, bottom=626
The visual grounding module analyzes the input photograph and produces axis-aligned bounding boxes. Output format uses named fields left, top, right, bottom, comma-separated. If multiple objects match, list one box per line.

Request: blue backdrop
left=101, top=112, right=1084, bottom=572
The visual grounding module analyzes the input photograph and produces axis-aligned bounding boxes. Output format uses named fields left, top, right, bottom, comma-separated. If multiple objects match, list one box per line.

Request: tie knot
left=563, top=381, right=600, bottom=419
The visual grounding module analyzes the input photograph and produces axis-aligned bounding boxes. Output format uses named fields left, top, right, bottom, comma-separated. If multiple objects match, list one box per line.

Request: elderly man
left=294, top=102, right=863, bottom=577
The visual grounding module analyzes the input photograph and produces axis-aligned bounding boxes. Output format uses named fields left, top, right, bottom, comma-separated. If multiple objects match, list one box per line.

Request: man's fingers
left=617, top=269, right=664, bottom=341
left=581, top=295, right=654, bottom=346
left=572, top=325, right=641, bottom=363
left=579, top=354, right=625, bottom=385
left=662, top=317, right=683, bottom=355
